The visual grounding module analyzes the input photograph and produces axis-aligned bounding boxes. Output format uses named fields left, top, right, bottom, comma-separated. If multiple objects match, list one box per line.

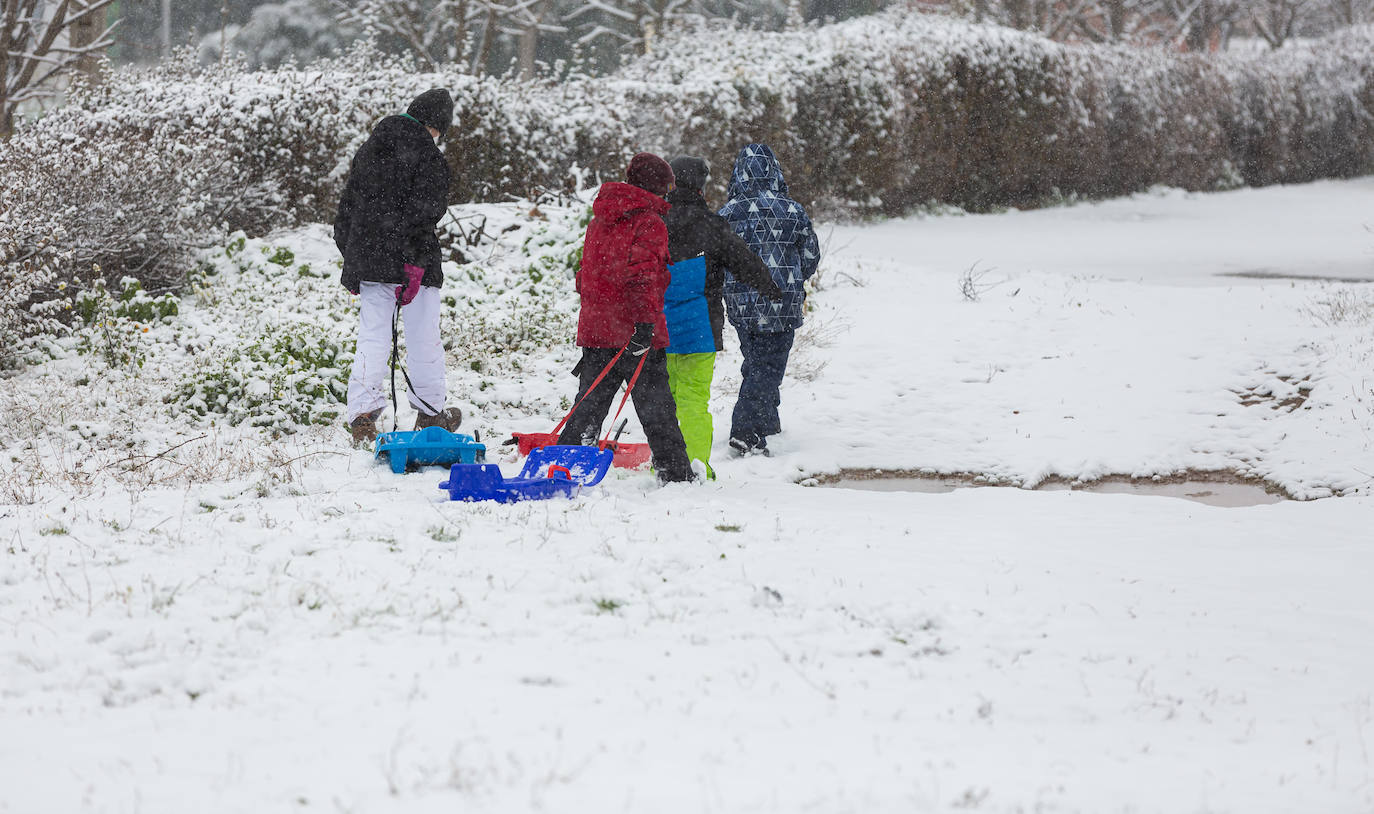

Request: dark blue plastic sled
left=438, top=445, right=614, bottom=503
left=375, top=426, right=486, bottom=474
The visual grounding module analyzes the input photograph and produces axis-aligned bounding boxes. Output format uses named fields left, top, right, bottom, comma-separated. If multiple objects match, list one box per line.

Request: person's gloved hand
left=396, top=264, right=424, bottom=306
left=625, top=322, right=654, bottom=356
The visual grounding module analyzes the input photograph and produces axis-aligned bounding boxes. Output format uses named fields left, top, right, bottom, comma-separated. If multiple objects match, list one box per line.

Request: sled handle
left=548, top=464, right=572, bottom=481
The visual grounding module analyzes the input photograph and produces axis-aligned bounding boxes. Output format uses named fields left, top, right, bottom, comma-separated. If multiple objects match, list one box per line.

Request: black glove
left=626, top=323, right=654, bottom=357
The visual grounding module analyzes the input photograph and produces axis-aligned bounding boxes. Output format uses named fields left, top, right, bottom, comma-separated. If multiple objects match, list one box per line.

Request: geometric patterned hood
left=719, top=144, right=821, bottom=333
left=726, top=143, right=789, bottom=199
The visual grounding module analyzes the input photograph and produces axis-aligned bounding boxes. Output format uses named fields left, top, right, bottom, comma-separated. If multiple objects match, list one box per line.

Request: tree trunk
left=517, top=0, right=550, bottom=79
left=1006, top=0, right=1032, bottom=28
left=0, top=1, right=13, bottom=137
left=517, top=27, right=536, bottom=78
left=1185, top=1, right=1232, bottom=50
left=161, top=0, right=172, bottom=58
left=1104, top=0, right=1127, bottom=39
left=472, top=6, right=496, bottom=75
left=70, top=1, right=101, bottom=76
left=451, top=0, right=469, bottom=69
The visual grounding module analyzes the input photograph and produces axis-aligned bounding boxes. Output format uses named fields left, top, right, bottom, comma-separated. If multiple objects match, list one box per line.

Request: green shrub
left=264, top=246, right=296, bottom=267
left=167, top=323, right=352, bottom=433
left=73, top=278, right=179, bottom=369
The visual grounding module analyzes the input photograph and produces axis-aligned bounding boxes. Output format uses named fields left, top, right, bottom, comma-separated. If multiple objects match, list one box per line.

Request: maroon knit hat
left=626, top=152, right=674, bottom=196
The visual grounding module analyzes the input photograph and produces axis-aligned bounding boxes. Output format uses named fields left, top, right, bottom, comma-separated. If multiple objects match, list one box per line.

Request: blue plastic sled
left=375, top=426, right=486, bottom=474
left=438, top=445, right=614, bottom=503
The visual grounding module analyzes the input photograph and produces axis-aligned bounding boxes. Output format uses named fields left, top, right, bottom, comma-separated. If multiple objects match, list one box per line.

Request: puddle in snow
left=1222, top=270, right=1374, bottom=284
left=821, top=474, right=1287, bottom=507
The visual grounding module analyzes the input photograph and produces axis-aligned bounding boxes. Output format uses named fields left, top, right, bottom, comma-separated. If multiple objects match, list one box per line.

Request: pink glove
left=396, top=263, right=424, bottom=306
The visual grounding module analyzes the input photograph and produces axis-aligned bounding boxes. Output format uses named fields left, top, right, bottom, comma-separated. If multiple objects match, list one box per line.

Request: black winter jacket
left=334, top=114, right=450, bottom=293
left=664, top=187, right=782, bottom=351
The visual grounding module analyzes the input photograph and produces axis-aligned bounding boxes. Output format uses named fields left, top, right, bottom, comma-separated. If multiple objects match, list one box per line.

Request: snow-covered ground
left=809, top=178, right=1374, bottom=497
left=2, top=179, right=1373, bottom=813
left=839, top=179, right=1374, bottom=286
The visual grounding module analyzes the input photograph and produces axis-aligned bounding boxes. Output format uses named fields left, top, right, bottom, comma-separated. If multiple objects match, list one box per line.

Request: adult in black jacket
left=662, top=155, right=782, bottom=474
left=335, top=89, right=451, bottom=293
left=335, top=88, right=460, bottom=444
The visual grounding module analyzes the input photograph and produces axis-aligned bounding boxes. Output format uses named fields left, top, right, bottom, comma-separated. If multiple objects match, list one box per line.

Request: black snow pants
left=729, top=327, right=796, bottom=449
left=557, top=347, right=694, bottom=483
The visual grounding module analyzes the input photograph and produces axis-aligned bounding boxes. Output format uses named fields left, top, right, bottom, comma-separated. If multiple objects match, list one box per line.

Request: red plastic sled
left=508, top=431, right=651, bottom=470
left=507, top=349, right=654, bottom=471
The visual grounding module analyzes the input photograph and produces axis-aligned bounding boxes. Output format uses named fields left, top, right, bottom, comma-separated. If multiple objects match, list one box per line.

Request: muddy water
left=1035, top=480, right=1285, bottom=507
left=823, top=477, right=1286, bottom=507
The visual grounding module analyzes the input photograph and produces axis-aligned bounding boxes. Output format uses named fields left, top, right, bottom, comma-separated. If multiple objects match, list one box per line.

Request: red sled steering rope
left=505, top=350, right=653, bottom=469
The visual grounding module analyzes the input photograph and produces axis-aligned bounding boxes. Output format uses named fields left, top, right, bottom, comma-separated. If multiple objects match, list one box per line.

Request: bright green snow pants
left=665, top=352, right=716, bottom=479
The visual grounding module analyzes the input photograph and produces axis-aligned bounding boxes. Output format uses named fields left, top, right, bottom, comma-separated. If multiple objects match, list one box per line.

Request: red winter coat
left=575, top=182, right=671, bottom=350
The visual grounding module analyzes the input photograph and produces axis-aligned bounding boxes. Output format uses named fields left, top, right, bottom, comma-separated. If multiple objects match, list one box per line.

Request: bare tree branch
left=2, top=0, right=117, bottom=135
left=1252, top=0, right=1315, bottom=48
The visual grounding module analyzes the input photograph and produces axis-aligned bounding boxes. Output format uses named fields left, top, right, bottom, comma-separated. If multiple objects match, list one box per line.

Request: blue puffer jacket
left=718, top=144, right=821, bottom=333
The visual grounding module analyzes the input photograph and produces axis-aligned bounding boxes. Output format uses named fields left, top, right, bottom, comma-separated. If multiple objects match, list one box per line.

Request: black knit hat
left=407, top=88, right=454, bottom=133
left=669, top=156, right=710, bottom=192
left=626, top=152, right=674, bottom=196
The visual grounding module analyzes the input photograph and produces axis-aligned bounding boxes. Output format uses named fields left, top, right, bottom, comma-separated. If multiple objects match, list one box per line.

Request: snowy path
left=786, top=180, right=1374, bottom=496
left=3, top=180, right=1374, bottom=813
left=829, top=179, right=1374, bottom=285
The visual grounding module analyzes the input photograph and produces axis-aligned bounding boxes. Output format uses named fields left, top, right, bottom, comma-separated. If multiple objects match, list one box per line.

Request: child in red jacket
left=556, top=153, right=694, bottom=484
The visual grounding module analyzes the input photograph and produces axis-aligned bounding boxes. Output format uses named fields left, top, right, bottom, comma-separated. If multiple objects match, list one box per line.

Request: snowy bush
left=609, top=12, right=1374, bottom=213
left=168, top=321, right=352, bottom=432
left=1220, top=25, right=1374, bottom=185
left=4, top=10, right=1373, bottom=347
left=75, top=278, right=181, bottom=327
left=12, top=11, right=1372, bottom=224
left=152, top=200, right=583, bottom=435
left=0, top=67, right=288, bottom=339
left=158, top=235, right=354, bottom=434
left=433, top=201, right=584, bottom=372
left=73, top=278, right=181, bottom=370
left=0, top=44, right=628, bottom=345
left=26, top=44, right=631, bottom=226
left=0, top=232, right=62, bottom=364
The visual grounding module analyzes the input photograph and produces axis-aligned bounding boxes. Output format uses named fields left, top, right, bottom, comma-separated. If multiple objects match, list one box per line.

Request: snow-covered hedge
left=36, top=45, right=630, bottom=225
left=0, top=46, right=626, bottom=351
left=1221, top=30, right=1374, bottom=186
left=610, top=13, right=1374, bottom=212
left=0, top=109, right=284, bottom=359
left=3, top=11, right=1373, bottom=349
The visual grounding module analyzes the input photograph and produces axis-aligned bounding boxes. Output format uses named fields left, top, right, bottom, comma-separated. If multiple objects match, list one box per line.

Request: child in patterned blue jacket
left=718, top=144, right=822, bottom=456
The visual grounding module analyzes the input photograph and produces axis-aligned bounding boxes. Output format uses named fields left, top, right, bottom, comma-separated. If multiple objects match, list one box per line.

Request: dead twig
left=960, top=261, right=1001, bottom=303
left=108, top=434, right=208, bottom=472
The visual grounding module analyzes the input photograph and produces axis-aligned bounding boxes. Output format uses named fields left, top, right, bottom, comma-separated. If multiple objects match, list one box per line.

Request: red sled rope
left=506, top=350, right=652, bottom=469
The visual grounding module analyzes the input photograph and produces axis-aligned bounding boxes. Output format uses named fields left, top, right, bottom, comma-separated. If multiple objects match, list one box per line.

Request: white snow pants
left=346, top=281, right=446, bottom=423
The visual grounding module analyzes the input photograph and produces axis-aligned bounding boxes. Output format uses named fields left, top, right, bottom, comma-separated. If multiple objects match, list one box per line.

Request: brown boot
left=414, top=407, right=462, bottom=433
left=349, top=409, right=383, bottom=446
